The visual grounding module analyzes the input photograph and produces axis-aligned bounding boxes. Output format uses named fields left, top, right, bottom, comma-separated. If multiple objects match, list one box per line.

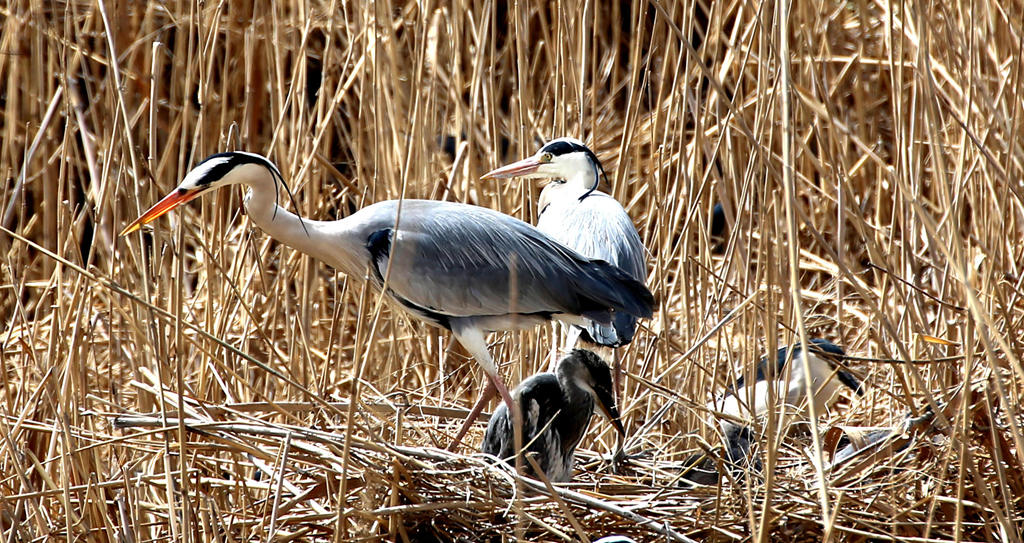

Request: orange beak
left=120, top=187, right=205, bottom=236
left=480, top=156, right=542, bottom=179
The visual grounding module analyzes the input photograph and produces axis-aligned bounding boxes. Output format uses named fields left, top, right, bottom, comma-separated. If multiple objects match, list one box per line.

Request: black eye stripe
left=194, top=152, right=281, bottom=186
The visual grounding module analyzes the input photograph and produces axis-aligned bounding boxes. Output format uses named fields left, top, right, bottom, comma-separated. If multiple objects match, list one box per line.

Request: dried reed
left=1, top=1, right=1022, bottom=541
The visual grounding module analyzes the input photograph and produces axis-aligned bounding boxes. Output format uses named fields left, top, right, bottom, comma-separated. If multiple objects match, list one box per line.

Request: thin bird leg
left=449, top=380, right=496, bottom=449
left=485, top=368, right=524, bottom=475
left=449, top=375, right=521, bottom=453
left=448, top=328, right=522, bottom=455
left=487, top=372, right=517, bottom=423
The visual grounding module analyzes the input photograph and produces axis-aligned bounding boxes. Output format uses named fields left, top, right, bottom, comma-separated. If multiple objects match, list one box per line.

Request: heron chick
left=482, top=349, right=625, bottom=482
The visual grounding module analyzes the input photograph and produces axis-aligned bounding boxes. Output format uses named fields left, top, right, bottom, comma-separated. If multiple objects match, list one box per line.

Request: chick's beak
left=594, top=387, right=626, bottom=436
left=120, top=187, right=205, bottom=236
left=481, top=156, right=542, bottom=179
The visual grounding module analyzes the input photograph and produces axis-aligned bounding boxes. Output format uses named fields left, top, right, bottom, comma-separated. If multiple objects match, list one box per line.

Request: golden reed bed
left=1, top=1, right=1022, bottom=541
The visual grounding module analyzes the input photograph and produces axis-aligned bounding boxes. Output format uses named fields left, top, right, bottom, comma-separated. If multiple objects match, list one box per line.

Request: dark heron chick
left=482, top=349, right=626, bottom=482
left=680, top=424, right=758, bottom=486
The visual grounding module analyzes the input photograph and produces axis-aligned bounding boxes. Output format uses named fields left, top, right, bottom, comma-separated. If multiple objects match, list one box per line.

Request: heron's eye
left=541, top=152, right=553, bottom=163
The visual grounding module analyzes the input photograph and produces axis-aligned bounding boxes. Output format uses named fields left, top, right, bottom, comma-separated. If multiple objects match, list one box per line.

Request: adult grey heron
left=685, top=338, right=863, bottom=485
left=482, top=349, right=625, bottom=481
left=711, top=338, right=863, bottom=426
left=482, top=137, right=647, bottom=349
left=120, top=151, right=654, bottom=447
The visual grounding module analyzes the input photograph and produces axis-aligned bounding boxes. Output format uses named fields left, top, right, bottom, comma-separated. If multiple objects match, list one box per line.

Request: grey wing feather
left=537, top=193, right=647, bottom=346
left=362, top=200, right=652, bottom=326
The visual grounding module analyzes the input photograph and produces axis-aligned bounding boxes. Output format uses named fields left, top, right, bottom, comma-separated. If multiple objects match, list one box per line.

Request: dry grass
left=2, top=1, right=1023, bottom=541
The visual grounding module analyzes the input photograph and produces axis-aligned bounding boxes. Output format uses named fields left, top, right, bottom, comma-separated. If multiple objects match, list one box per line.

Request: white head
left=120, top=152, right=285, bottom=235
left=481, top=137, right=607, bottom=195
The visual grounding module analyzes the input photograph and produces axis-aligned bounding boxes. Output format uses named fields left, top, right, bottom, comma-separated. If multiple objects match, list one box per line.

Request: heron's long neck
left=540, top=169, right=599, bottom=213
left=241, top=174, right=356, bottom=274
left=560, top=376, right=592, bottom=407
left=556, top=369, right=595, bottom=445
left=566, top=166, right=598, bottom=192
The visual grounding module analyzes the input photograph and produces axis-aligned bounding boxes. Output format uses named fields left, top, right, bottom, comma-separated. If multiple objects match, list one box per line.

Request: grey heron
left=482, top=349, right=625, bottom=481
left=685, top=338, right=863, bottom=485
left=120, top=151, right=654, bottom=447
left=711, top=338, right=863, bottom=426
left=482, top=137, right=647, bottom=349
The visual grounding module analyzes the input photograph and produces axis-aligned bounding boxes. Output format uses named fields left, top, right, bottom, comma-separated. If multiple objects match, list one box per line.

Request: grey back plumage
left=344, top=200, right=654, bottom=332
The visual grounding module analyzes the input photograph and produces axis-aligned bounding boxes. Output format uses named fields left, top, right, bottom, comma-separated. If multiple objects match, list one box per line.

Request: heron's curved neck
left=565, top=165, right=599, bottom=192
left=540, top=176, right=599, bottom=213
left=241, top=173, right=347, bottom=270
left=554, top=367, right=595, bottom=450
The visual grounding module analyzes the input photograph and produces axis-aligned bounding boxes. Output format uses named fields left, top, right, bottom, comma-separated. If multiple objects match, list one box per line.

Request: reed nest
left=2, top=1, right=1023, bottom=541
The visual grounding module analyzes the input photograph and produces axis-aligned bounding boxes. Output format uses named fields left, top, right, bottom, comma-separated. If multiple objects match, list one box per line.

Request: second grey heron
left=482, top=137, right=647, bottom=349
left=483, top=137, right=647, bottom=458
left=120, top=151, right=655, bottom=448
left=482, top=349, right=625, bottom=481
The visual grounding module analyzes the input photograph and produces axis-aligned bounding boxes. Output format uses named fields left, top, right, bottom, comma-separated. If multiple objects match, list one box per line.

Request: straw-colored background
left=2, top=1, right=1022, bottom=541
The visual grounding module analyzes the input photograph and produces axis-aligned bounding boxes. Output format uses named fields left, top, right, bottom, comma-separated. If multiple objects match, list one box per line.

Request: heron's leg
left=546, top=322, right=560, bottom=372
left=562, top=324, right=582, bottom=353
left=449, top=380, right=495, bottom=449
left=483, top=366, right=524, bottom=476
left=448, top=328, right=521, bottom=454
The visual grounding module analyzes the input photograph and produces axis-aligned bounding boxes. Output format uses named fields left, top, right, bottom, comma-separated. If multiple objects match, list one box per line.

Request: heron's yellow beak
left=481, top=156, right=542, bottom=179
left=120, top=187, right=205, bottom=236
